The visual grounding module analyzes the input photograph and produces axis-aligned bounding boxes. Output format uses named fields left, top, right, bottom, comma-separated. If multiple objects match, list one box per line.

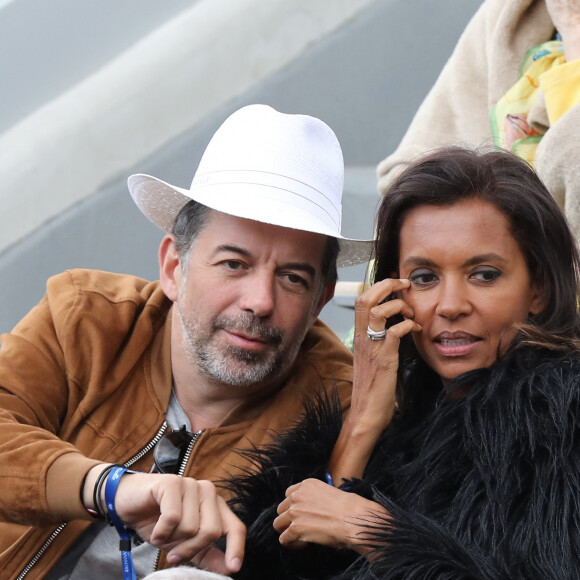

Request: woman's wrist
left=340, top=412, right=389, bottom=450
left=343, top=497, right=391, bottom=555
left=342, top=412, right=393, bottom=442
left=329, top=423, right=378, bottom=482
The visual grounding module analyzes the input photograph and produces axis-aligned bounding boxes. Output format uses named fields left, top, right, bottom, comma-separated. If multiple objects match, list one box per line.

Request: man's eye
left=223, top=260, right=244, bottom=270
left=283, top=273, right=308, bottom=287
left=471, top=269, right=501, bottom=283
left=409, top=270, right=438, bottom=286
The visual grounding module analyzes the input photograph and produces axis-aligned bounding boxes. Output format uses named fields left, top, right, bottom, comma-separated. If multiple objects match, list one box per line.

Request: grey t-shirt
left=46, top=392, right=191, bottom=580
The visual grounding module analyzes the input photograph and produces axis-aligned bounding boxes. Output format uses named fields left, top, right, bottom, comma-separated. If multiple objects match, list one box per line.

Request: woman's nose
left=434, top=280, right=472, bottom=319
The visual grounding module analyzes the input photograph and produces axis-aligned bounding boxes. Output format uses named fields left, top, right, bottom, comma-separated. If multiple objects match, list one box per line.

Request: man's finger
left=151, top=476, right=199, bottom=546
left=218, top=496, right=245, bottom=573
left=165, top=481, right=223, bottom=563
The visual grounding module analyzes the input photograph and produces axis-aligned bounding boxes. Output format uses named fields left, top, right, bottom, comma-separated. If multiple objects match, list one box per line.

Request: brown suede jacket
left=0, top=269, right=353, bottom=579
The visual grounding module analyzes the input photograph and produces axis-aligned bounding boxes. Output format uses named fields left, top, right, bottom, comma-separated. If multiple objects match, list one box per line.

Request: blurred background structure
left=0, top=0, right=481, bottom=338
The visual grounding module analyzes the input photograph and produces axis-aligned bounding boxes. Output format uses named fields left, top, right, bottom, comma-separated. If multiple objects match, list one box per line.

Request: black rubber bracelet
left=80, top=470, right=101, bottom=519
left=93, top=464, right=123, bottom=520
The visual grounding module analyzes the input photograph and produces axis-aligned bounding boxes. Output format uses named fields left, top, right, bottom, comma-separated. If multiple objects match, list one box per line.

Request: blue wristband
left=104, top=466, right=137, bottom=580
left=325, top=470, right=351, bottom=492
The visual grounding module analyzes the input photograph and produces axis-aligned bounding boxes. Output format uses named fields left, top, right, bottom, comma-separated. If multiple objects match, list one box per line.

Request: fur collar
left=226, top=347, right=580, bottom=579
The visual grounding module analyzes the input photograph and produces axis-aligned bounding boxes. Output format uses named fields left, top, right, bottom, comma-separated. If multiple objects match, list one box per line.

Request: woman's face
left=398, top=198, right=544, bottom=382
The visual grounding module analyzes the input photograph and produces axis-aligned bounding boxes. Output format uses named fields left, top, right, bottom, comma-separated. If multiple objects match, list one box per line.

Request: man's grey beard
left=178, top=307, right=306, bottom=387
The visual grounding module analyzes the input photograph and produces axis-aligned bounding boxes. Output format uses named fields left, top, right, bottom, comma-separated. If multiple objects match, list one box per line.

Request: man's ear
left=159, top=235, right=182, bottom=302
left=311, top=282, right=336, bottom=321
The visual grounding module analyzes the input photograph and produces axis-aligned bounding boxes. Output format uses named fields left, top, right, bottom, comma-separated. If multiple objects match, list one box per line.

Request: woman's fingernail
left=167, top=554, right=182, bottom=565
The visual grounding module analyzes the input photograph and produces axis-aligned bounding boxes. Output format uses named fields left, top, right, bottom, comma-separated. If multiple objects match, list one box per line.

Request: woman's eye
left=409, top=270, right=438, bottom=286
left=471, top=269, right=501, bottom=283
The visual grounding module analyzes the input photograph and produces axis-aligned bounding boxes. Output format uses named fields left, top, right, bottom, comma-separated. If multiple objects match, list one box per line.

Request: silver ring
left=367, top=326, right=387, bottom=341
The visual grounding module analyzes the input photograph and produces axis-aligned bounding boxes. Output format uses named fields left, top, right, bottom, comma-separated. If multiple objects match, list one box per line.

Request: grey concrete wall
left=0, top=0, right=196, bottom=133
left=0, top=0, right=482, bottom=337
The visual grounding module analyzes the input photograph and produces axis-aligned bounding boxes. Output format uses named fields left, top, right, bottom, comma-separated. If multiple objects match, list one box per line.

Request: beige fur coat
left=377, top=0, right=580, bottom=239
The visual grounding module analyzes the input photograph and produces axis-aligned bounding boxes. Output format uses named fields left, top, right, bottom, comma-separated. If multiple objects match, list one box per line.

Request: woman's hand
left=546, top=0, right=580, bottom=60
left=350, top=278, right=420, bottom=433
left=274, top=478, right=390, bottom=554
left=329, top=279, right=421, bottom=482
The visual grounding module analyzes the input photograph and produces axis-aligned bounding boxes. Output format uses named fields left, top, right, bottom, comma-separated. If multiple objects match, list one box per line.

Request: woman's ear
left=529, top=284, right=547, bottom=316
left=159, top=235, right=182, bottom=302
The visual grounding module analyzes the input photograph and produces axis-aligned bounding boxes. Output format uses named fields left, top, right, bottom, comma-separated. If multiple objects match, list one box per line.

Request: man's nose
left=434, top=280, right=472, bottom=319
left=239, top=272, right=275, bottom=318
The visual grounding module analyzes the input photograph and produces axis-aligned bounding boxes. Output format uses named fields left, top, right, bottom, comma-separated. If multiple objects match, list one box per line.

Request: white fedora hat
left=127, top=104, right=373, bottom=267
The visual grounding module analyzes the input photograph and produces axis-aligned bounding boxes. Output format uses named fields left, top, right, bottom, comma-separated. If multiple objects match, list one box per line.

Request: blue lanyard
left=104, top=466, right=137, bottom=580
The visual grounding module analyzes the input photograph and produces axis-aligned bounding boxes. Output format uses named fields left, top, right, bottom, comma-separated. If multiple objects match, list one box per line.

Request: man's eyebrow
left=214, top=244, right=252, bottom=258
left=214, top=245, right=317, bottom=278
left=401, top=253, right=508, bottom=269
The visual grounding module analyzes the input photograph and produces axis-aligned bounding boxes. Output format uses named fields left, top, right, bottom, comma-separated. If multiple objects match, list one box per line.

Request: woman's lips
left=433, top=331, right=481, bottom=357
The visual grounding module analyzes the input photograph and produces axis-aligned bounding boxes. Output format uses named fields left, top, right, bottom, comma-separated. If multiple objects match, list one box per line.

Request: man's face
left=170, top=211, right=331, bottom=390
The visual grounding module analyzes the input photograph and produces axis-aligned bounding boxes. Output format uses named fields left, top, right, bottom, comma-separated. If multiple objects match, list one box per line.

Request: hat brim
left=128, top=173, right=373, bottom=268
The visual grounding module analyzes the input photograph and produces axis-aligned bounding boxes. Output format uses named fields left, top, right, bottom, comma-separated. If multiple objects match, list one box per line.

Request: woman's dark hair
left=374, top=147, right=580, bottom=410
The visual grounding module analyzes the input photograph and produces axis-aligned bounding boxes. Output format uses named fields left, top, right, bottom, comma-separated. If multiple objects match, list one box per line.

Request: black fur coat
left=225, top=347, right=580, bottom=579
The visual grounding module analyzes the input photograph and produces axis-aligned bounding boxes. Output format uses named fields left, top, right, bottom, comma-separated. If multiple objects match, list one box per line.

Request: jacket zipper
left=17, top=422, right=170, bottom=579
left=16, top=524, right=67, bottom=580
left=151, top=429, right=203, bottom=572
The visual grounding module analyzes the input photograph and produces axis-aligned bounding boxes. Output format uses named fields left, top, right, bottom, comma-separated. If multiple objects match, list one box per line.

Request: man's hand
left=84, top=466, right=245, bottom=574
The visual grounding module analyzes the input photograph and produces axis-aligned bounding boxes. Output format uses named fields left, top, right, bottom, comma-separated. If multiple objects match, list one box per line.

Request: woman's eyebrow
left=401, top=253, right=507, bottom=269
left=400, top=256, right=436, bottom=269
left=462, top=253, right=507, bottom=267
